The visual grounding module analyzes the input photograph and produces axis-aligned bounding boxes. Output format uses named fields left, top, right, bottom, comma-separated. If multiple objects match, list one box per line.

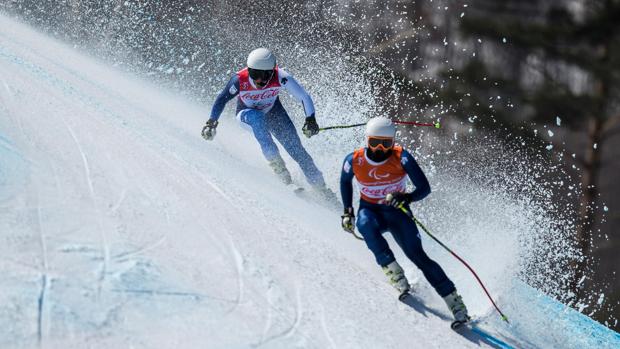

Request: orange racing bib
left=352, top=146, right=407, bottom=204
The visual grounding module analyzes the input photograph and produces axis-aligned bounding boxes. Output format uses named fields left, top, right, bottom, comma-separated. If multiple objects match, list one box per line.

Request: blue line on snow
left=469, top=326, right=515, bottom=349
left=36, top=274, right=47, bottom=343
left=516, top=281, right=620, bottom=347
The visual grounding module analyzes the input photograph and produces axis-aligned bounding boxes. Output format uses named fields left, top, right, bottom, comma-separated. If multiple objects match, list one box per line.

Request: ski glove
left=302, top=116, right=320, bottom=138
left=385, top=192, right=413, bottom=209
left=201, top=119, right=218, bottom=141
left=341, top=207, right=355, bottom=233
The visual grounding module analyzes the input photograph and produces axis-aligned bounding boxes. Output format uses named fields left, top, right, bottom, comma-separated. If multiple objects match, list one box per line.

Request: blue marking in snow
left=0, top=132, right=29, bottom=202
left=517, top=281, right=620, bottom=348
left=0, top=133, right=20, bottom=156
left=469, top=326, right=515, bottom=349
left=36, top=275, right=48, bottom=343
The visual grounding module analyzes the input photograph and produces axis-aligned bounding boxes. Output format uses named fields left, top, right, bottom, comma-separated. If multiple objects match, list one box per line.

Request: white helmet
left=247, top=48, right=276, bottom=70
left=365, top=117, right=396, bottom=138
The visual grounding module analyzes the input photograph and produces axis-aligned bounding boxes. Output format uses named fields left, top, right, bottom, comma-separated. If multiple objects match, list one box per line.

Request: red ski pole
left=392, top=120, right=441, bottom=128
left=398, top=206, right=509, bottom=323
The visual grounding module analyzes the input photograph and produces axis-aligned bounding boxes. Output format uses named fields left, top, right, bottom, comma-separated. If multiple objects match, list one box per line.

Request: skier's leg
left=356, top=207, right=395, bottom=266
left=267, top=101, right=325, bottom=186
left=238, top=108, right=280, bottom=160
left=388, top=209, right=469, bottom=323
left=358, top=207, right=410, bottom=294
left=386, top=209, right=456, bottom=297
left=239, top=108, right=291, bottom=184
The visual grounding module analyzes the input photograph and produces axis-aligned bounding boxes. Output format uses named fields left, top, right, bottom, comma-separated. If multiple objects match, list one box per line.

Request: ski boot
left=382, top=261, right=410, bottom=300
left=311, top=183, right=340, bottom=207
left=443, top=290, right=470, bottom=329
left=268, top=156, right=292, bottom=185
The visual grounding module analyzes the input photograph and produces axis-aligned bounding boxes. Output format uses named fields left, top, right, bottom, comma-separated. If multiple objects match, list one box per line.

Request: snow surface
left=0, top=15, right=617, bottom=349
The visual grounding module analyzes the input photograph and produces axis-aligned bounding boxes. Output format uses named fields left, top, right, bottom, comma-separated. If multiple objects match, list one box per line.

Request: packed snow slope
left=1, top=15, right=618, bottom=349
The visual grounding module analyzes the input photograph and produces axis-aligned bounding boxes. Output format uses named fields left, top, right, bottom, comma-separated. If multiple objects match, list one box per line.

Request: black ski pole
left=319, top=120, right=441, bottom=133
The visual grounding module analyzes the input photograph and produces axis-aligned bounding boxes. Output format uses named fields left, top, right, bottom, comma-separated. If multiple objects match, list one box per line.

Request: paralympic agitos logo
left=369, top=168, right=390, bottom=180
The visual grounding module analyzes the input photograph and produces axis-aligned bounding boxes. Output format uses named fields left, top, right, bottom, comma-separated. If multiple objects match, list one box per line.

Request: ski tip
left=450, top=320, right=467, bottom=331
left=450, top=315, right=473, bottom=331
left=398, top=292, right=410, bottom=301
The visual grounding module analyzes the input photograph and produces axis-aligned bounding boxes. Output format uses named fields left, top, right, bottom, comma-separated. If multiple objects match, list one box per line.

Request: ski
left=396, top=278, right=420, bottom=301
left=289, top=184, right=342, bottom=210
left=450, top=319, right=469, bottom=330
left=286, top=182, right=306, bottom=196
left=392, top=276, right=516, bottom=346
left=452, top=318, right=516, bottom=349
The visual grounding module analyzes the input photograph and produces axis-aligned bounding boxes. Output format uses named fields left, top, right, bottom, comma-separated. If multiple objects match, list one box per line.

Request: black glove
left=384, top=192, right=413, bottom=209
left=302, top=115, right=319, bottom=138
left=341, top=207, right=355, bottom=233
left=201, top=119, right=218, bottom=141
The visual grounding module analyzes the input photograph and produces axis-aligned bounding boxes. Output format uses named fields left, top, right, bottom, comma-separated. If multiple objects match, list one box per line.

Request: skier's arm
left=278, top=70, right=316, bottom=118
left=340, top=153, right=355, bottom=209
left=401, top=150, right=431, bottom=202
left=208, top=75, right=240, bottom=121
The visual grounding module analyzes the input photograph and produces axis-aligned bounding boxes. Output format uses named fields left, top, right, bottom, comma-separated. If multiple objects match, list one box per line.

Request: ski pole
left=397, top=205, right=510, bottom=324
left=392, top=120, right=441, bottom=128
left=319, top=120, right=441, bottom=132
left=349, top=230, right=365, bottom=241
left=319, top=122, right=367, bottom=131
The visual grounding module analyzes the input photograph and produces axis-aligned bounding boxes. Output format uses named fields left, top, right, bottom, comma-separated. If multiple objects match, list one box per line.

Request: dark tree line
left=443, top=0, right=620, bottom=325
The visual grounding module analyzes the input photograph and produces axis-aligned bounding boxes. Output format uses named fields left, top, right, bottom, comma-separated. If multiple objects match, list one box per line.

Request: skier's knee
left=375, top=250, right=396, bottom=267
left=239, top=109, right=263, bottom=125
left=356, top=212, right=378, bottom=231
left=408, top=250, right=432, bottom=268
left=283, top=136, right=309, bottom=159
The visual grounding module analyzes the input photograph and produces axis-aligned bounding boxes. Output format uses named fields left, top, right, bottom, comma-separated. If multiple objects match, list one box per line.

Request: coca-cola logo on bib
left=360, top=182, right=406, bottom=199
left=240, top=89, right=279, bottom=101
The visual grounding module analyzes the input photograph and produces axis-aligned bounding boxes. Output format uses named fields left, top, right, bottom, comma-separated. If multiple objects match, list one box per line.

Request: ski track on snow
left=253, top=283, right=305, bottom=348
left=107, top=115, right=254, bottom=316
left=112, top=235, right=168, bottom=263
left=319, top=304, right=338, bottom=349
left=109, top=188, right=127, bottom=213
left=130, top=136, right=250, bottom=310
left=189, top=175, right=249, bottom=311
left=35, top=189, right=49, bottom=347
left=60, top=116, right=110, bottom=297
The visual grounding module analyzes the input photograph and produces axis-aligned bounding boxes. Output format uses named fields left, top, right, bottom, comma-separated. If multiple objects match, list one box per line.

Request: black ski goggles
left=368, top=137, right=394, bottom=150
left=248, top=68, right=274, bottom=82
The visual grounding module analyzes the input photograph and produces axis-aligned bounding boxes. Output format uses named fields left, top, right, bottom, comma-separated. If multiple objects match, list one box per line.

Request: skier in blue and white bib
left=201, top=48, right=335, bottom=199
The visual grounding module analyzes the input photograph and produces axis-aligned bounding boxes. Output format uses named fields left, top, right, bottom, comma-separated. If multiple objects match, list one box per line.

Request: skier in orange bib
left=339, top=117, right=469, bottom=324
